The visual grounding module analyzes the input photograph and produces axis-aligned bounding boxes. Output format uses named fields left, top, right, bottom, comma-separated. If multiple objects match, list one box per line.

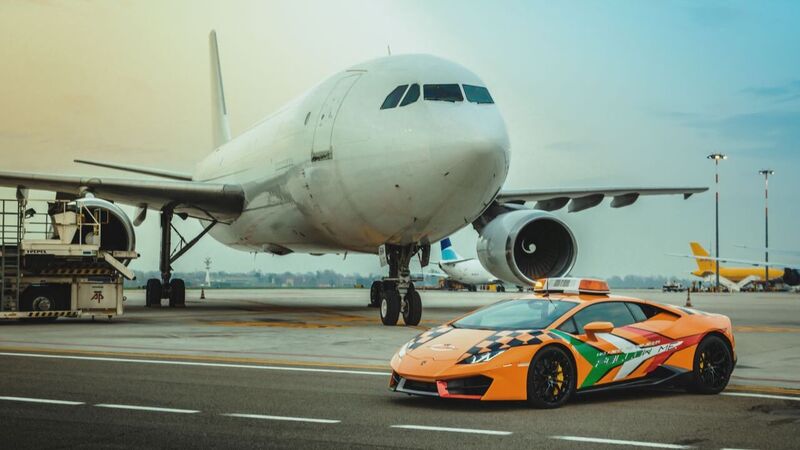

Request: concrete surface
left=0, top=288, right=798, bottom=448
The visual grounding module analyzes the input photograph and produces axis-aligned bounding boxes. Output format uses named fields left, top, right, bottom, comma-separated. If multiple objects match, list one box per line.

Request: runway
left=2, top=350, right=798, bottom=449
left=0, top=289, right=798, bottom=448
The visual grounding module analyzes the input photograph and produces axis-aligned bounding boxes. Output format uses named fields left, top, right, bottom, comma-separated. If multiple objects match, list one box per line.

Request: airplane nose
left=430, top=112, right=510, bottom=194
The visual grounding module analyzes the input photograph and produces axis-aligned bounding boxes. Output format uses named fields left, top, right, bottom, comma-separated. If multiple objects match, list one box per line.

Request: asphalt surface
left=0, top=288, right=798, bottom=448
left=1, top=352, right=798, bottom=449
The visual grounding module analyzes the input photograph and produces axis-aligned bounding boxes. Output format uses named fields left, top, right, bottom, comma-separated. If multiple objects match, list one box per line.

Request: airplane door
left=311, top=73, right=361, bottom=162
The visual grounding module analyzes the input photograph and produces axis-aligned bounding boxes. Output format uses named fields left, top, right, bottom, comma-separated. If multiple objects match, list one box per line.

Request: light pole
left=759, top=169, right=774, bottom=287
left=707, top=153, right=727, bottom=291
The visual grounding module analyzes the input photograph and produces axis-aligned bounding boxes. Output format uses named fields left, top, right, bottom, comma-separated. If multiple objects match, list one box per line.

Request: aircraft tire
left=369, top=281, right=383, bottom=307
left=145, top=279, right=161, bottom=307
left=402, top=289, right=422, bottom=326
left=169, top=279, right=186, bottom=307
left=380, top=287, right=400, bottom=326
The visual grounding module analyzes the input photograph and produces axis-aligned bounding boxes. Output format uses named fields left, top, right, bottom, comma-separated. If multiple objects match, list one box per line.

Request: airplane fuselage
left=438, top=258, right=499, bottom=286
left=193, top=55, right=510, bottom=255
left=693, top=267, right=784, bottom=283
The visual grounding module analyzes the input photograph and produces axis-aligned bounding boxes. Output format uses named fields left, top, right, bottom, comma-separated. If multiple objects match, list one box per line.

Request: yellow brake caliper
left=554, top=363, right=564, bottom=396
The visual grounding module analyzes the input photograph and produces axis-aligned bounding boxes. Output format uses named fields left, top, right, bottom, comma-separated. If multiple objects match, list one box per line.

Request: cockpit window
left=399, top=83, right=420, bottom=107
left=463, top=84, right=494, bottom=104
left=381, top=85, right=408, bottom=110
left=423, top=84, right=463, bottom=102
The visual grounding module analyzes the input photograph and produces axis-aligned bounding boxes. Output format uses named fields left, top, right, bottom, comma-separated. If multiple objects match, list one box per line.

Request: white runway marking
left=551, top=436, right=692, bottom=448
left=391, top=425, right=512, bottom=436
left=95, top=404, right=200, bottom=414
left=0, top=351, right=389, bottom=377
left=722, top=392, right=800, bottom=402
left=223, top=413, right=340, bottom=424
left=0, top=396, right=84, bottom=406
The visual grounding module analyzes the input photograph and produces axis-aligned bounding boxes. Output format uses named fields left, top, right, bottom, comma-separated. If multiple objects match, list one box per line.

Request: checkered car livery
left=407, top=325, right=453, bottom=350
left=457, top=329, right=547, bottom=362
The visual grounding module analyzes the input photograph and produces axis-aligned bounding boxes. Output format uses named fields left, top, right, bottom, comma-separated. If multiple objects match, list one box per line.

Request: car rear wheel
left=526, top=346, right=575, bottom=409
left=688, top=334, right=733, bottom=394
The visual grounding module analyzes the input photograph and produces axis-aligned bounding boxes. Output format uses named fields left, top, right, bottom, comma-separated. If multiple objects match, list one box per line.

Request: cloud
left=662, top=108, right=800, bottom=158
left=741, top=80, right=800, bottom=103
left=683, top=3, right=742, bottom=28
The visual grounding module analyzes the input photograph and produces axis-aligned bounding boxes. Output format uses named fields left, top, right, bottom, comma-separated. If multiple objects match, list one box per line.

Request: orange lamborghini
left=389, top=278, right=736, bottom=408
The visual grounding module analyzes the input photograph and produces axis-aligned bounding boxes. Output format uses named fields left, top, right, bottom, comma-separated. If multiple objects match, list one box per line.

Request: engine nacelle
left=50, top=197, right=136, bottom=258
left=477, top=210, right=577, bottom=286
left=783, top=268, right=800, bottom=286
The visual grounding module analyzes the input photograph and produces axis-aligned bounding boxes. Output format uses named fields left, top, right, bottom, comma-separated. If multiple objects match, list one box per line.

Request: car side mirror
left=584, top=321, right=614, bottom=340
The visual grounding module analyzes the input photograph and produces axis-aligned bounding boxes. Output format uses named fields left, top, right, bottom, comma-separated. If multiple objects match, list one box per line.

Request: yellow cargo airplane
left=682, top=242, right=799, bottom=290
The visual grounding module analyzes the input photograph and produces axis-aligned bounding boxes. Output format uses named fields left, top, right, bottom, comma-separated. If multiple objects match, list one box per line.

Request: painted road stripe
left=0, top=396, right=84, bottom=406
left=722, top=392, right=800, bottom=402
left=0, top=352, right=388, bottom=377
left=391, top=425, right=512, bottom=436
left=223, top=413, right=339, bottom=424
left=551, top=436, right=692, bottom=448
left=95, top=404, right=199, bottom=414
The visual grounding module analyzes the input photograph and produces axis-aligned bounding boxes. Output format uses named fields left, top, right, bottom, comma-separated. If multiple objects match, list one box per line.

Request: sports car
left=389, top=278, right=736, bottom=408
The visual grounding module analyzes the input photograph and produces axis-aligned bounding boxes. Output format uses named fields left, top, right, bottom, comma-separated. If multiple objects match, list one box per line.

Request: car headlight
left=460, top=349, right=506, bottom=365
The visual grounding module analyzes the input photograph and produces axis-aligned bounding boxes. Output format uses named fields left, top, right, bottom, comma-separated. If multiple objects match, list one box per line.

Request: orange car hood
left=406, top=328, right=496, bottom=361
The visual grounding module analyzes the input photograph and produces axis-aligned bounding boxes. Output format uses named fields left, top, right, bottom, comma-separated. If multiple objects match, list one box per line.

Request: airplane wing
left=668, top=253, right=800, bottom=270
left=496, top=187, right=707, bottom=212
left=0, top=170, right=244, bottom=222
left=734, top=245, right=800, bottom=257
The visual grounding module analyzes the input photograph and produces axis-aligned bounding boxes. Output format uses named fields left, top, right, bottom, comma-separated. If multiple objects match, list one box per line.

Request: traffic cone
left=200, top=288, right=205, bottom=300
left=685, top=288, right=692, bottom=307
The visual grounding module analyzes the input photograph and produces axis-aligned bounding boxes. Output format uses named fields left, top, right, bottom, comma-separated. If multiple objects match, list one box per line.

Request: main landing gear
left=369, top=244, right=428, bottom=326
left=145, top=207, right=216, bottom=308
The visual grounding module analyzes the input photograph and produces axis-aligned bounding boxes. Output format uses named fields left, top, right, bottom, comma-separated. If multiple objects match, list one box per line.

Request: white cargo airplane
left=437, top=238, right=504, bottom=291
left=0, top=31, right=706, bottom=326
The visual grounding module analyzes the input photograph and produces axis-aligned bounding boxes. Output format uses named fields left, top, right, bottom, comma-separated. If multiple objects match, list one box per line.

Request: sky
left=0, top=0, right=798, bottom=278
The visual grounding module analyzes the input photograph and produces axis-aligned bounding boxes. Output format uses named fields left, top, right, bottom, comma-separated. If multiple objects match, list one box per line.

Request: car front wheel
left=526, top=346, right=575, bottom=409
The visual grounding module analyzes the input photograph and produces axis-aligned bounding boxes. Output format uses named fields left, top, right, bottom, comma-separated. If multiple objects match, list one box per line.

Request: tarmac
left=0, top=288, right=798, bottom=448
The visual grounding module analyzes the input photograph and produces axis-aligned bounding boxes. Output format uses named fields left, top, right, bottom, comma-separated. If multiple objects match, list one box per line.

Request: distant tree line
left=127, top=270, right=379, bottom=288
left=605, top=275, right=694, bottom=289
left=127, top=270, right=693, bottom=290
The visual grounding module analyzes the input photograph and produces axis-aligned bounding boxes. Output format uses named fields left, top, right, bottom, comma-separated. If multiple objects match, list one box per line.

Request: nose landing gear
left=371, top=244, right=428, bottom=326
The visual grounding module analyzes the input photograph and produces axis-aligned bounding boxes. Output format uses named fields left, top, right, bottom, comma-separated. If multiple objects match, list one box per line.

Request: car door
left=554, top=301, right=643, bottom=388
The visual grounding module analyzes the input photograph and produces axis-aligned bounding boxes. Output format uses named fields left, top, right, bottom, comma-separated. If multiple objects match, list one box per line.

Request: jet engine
left=783, top=268, right=800, bottom=286
left=49, top=197, right=136, bottom=260
left=477, top=210, right=577, bottom=286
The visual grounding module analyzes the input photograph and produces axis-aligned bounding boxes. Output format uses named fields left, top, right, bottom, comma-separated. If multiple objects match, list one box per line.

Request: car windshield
left=452, top=298, right=578, bottom=331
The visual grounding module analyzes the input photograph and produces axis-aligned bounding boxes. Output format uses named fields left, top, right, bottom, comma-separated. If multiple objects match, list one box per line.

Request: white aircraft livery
left=0, top=31, right=707, bottom=326
left=438, top=238, right=503, bottom=291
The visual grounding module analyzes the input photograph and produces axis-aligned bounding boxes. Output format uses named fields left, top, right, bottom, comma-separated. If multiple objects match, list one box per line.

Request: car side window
left=557, top=316, right=579, bottom=335
left=633, top=303, right=680, bottom=320
left=625, top=303, right=648, bottom=323
left=572, top=302, right=637, bottom=334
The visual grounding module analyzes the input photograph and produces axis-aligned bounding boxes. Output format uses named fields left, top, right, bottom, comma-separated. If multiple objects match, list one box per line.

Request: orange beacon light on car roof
left=534, top=277, right=610, bottom=295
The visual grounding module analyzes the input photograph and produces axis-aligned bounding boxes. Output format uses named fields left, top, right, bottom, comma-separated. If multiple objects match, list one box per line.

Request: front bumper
left=390, top=372, right=494, bottom=400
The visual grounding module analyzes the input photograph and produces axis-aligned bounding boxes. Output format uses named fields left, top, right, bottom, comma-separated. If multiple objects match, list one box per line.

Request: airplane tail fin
left=440, top=238, right=462, bottom=262
left=210, top=30, right=231, bottom=149
left=690, top=242, right=715, bottom=272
